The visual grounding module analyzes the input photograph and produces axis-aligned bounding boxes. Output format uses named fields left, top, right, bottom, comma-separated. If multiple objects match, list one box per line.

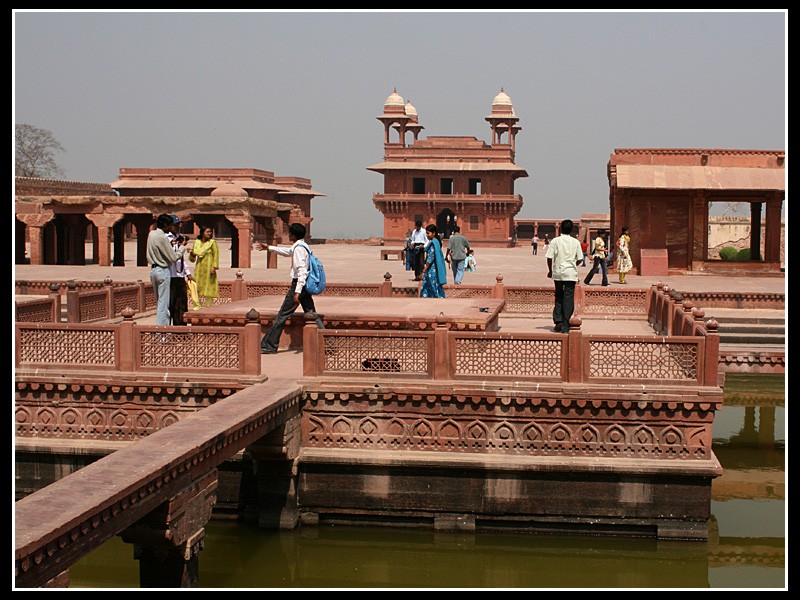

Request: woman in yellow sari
left=188, top=226, right=219, bottom=308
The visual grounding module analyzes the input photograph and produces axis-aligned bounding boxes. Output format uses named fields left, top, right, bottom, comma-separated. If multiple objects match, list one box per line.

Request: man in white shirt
left=546, top=219, right=584, bottom=333
left=410, top=220, right=428, bottom=281
left=258, top=223, right=325, bottom=354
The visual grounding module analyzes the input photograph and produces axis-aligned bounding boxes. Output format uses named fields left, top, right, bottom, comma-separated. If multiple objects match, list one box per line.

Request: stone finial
left=104, top=276, right=113, bottom=286
left=568, top=315, right=582, bottom=330
left=436, top=311, right=447, bottom=325
left=384, top=272, right=392, bottom=280
left=657, top=282, right=664, bottom=290
left=67, top=280, right=77, bottom=290
left=705, top=318, right=719, bottom=332
left=246, top=308, right=260, bottom=321
left=682, top=300, right=693, bottom=311
left=236, top=270, right=244, bottom=280
left=496, top=274, right=503, bottom=283
left=49, top=282, right=60, bottom=292
left=121, top=307, right=136, bottom=320
left=693, top=309, right=705, bottom=321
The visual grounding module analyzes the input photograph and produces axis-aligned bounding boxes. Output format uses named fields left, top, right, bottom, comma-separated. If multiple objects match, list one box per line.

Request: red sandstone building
left=608, top=148, right=785, bottom=275
left=370, top=89, right=528, bottom=246
left=15, top=168, right=323, bottom=269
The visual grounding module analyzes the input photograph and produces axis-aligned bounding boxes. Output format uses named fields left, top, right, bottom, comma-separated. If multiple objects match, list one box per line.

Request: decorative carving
left=454, top=337, right=561, bottom=377
left=589, top=340, right=698, bottom=380
left=323, top=335, right=428, bottom=373
left=303, top=391, right=718, bottom=460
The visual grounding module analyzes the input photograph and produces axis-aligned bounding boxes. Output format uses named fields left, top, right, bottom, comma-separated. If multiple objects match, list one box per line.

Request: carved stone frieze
left=302, top=390, right=721, bottom=461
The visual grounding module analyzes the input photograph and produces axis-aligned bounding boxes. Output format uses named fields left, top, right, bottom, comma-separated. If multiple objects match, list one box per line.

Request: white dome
left=492, top=88, right=513, bottom=107
left=384, top=88, right=405, bottom=108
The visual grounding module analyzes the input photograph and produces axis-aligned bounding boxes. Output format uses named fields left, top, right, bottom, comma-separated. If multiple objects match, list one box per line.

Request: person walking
left=146, top=213, right=190, bottom=326
left=531, top=235, right=539, bottom=255
left=258, top=223, right=325, bottom=354
left=583, top=229, right=609, bottom=286
left=465, top=248, right=477, bottom=272
left=410, top=220, right=427, bottom=281
left=166, top=215, right=193, bottom=326
left=616, top=226, right=633, bottom=284
left=444, top=225, right=470, bottom=285
left=402, top=229, right=414, bottom=272
left=188, top=226, right=220, bottom=309
left=420, top=224, right=447, bottom=298
left=546, top=219, right=584, bottom=333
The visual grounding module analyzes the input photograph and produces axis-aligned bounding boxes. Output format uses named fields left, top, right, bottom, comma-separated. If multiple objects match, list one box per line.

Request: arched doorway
left=437, top=208, right=456, bottom=239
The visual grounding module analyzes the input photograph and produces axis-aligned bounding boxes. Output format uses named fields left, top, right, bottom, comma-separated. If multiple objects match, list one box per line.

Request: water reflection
left=67, top=374, right=786, bottom=589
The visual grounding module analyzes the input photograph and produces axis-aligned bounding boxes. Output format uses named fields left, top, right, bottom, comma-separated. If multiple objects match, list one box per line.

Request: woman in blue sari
left=420, top=224, right=447, bottom=298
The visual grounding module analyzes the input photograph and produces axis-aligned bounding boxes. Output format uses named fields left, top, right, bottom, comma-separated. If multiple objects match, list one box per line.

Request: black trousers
left=413, top=246, right=425, bottom=278
left=584, top=256, right=608, bottom=286
left=169, top=277, right=188, bottom=326
left=261, top=279, right=324, bottom=352
left=553, top=280, right=577, bottom=333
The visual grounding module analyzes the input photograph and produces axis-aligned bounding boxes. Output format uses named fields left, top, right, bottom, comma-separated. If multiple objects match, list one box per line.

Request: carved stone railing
left=302, top=316, right=719, bottom=387
left=14, top=308, right=264, bottom=378
left=15, top=295, right=59, bottom=323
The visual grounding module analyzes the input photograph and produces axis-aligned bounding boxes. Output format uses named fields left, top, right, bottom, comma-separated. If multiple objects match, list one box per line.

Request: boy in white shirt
left=258, top=223, right=325, bottom=354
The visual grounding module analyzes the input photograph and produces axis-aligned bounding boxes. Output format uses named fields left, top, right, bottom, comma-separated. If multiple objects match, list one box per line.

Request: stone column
left=690, top=193, right=707, bottom=268
left=16, top=212, right=54, bottom=265
left=764, top=195, right=782, bottom=264
left=87, top=213, right=121, bottom=267
left=133, top=216, right=155, bottom=267
left=120, top=471, right=217, bottom=588
left=244, top=415, right=302, bottom=530
left=228, top=215, right=253, bottom=269
left=750, top=201, right=763, bottom=260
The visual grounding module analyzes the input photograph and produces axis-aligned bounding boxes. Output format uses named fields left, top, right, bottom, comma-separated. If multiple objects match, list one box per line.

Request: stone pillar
left=750, top=201, right=763, bottom=260
left=244, top=415, right=302, bottom=530
left=87, top=213, right=120, bottom=267
left=16, top=212, right=54, bottom=265
left=120, top=470, right=217, bottom=588
left=764, top=195, right=782, bottom=264
left=133, top=216, right=154, bottom=267
left=227, top=215, right=253, bottom=269
left=691, top=193, right=708, bottom=268
left=113, top=220, right=127, bottom=266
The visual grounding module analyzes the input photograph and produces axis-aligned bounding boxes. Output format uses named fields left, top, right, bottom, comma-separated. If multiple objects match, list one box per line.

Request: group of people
left=149, top=212, right=633, bottom=352
left=546, top=222, right=633, bottom=332
left=146, top=213, right=220, bottom=326
left=403, top=221, right=477, bottom=299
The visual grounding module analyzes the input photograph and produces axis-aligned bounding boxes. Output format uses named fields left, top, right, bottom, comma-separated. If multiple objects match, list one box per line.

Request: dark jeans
left=413, top=245, right=425, bottom=279
left=260, top=279, right=324, bottom=352
left=169, top=277, right=188, bottom=326
left=584, top=256, right=608, bottom=286
left=553, top=280, right=577, bottom=332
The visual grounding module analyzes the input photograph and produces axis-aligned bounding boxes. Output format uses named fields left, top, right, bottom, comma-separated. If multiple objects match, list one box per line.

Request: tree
left=15, top=123, right=66, bottom=179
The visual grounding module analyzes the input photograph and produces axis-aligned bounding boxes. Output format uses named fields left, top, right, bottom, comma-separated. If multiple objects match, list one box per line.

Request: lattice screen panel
left=139, top=331, right=240, bottom=369
left=323, top=335, right=429, bottom=373
left=589, top=340, right=698, bottom=380
left=19, top=328, right=115, bottom=365
left=454, top=337, right=562, bottom=377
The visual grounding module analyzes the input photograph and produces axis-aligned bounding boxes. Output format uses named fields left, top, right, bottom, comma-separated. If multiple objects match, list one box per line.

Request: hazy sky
left=13, top=10, right=787, bottom=238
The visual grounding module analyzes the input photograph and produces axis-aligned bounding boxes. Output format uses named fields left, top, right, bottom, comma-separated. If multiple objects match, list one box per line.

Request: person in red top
left=580, top=239, right=589, bottom=267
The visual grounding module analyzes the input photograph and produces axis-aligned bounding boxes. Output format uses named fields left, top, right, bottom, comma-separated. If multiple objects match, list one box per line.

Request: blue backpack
left=298, top=242, right=326, bottom=294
